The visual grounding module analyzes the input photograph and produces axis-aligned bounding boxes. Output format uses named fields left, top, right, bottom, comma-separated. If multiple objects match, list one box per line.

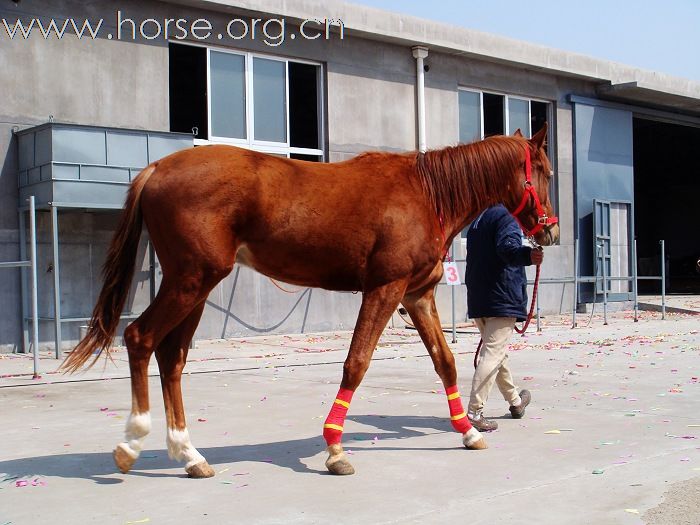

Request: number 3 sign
left=443, top=262, right=460, bottom=286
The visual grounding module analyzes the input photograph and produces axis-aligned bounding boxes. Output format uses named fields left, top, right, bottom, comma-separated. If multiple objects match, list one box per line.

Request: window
left=458, top=89, right=557, bottom=234
left=169, top=42, right=324, bottom=160
left=458, top=89, right=551, bottom=141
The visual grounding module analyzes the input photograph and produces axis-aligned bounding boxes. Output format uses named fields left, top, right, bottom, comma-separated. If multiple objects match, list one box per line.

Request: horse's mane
left=415, top=135, right=527, bottom=225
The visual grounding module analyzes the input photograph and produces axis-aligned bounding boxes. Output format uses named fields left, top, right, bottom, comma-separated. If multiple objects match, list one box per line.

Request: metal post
left=148, top=239, right=156, bottom=302
left=450, top=240, right=457, bottom=344
left=632, top=239, right=639, bottom=322
left=572, top=239, right=578, bottom=328
left=535, top=279, right=541, bottom=332
left=660, top=240, right=666, bottom=320
left=51, top=205, right=62, bottom=359
left=412, top=46, right=429, bottom=153
left=29, top=197, right=40, bottom=378
left=18, top=208, right=29, bottom=353
left=600, top=243, right=608, bottom=325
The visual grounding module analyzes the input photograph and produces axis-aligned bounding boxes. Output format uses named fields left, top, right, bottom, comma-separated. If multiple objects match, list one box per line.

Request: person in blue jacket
left=465, top=204, right=544, bottom=432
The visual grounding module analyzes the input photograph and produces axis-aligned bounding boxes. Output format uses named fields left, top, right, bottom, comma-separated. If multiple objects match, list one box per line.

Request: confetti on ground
left=125, top=519, right=150, bottom=524
left=592, top=469, right=605, bottom=475
left=624, top=509, right=640, bottom=515
left=197, top=418, right=207, bottom=422
left=544, top=430, right=561, bottom=434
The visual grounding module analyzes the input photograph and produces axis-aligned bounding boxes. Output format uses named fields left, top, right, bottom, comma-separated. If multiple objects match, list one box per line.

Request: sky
left=353, top=0, right=700, bottom=81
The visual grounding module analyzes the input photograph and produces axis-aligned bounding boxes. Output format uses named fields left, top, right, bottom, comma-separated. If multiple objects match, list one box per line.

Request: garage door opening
left=634, top=118, right=700, bottom=294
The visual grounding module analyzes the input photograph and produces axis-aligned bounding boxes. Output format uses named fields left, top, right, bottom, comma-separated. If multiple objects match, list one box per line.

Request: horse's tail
left=60, top=163, right=158, bottom=373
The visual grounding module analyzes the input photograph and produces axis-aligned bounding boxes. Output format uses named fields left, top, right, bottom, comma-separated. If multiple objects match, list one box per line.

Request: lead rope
left=473, top=252, right=542, bottom=369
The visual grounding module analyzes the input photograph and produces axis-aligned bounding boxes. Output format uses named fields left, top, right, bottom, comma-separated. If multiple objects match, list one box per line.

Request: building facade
left=1, top=0, right=699, bottom=352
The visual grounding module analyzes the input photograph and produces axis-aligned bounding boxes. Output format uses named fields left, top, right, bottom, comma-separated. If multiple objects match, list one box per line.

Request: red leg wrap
left=323, top=388, right=354, bottom=445
left=446, top=385, right=472, bottom=434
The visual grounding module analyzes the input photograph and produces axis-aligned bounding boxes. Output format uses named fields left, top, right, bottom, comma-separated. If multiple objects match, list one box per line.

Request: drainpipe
left=412, top=46, right=429, bottom=152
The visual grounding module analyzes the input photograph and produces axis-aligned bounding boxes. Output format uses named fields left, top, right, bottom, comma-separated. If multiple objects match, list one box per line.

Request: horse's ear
left=513, top=128, right=523, bottom=137
left=529, top=122, right=548, bottom=149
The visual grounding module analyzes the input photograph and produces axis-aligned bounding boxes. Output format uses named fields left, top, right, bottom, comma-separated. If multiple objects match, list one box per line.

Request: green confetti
left=592, top=469, right=605, bottom=474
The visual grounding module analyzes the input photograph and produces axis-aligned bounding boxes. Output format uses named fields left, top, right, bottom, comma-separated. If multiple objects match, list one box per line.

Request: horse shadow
left=0, top=415, right=460, bottom=484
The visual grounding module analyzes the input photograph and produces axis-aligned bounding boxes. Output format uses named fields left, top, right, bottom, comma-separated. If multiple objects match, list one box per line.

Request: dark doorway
left=634, top=118, right=700, bottom=294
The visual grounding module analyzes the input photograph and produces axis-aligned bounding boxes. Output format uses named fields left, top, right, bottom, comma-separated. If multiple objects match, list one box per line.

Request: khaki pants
left=468, top=317, right=520, bottom=415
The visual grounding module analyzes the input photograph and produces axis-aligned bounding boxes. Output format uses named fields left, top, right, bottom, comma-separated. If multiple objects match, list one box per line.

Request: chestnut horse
left=62, top=125, right=558, bottom=477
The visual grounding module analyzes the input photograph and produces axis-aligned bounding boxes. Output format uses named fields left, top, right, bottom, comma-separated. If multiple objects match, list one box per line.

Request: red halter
left=511, top=147, right=558, bottom=237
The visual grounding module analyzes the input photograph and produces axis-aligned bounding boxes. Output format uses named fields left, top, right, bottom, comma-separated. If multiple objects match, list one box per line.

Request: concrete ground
left=1, top=301, right=699, bottom=525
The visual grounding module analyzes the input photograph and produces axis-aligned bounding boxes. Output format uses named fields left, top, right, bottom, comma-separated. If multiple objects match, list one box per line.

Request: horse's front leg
left=323, top=281, right=408, bottom=475
left=402, top=284, right=487, bottom=450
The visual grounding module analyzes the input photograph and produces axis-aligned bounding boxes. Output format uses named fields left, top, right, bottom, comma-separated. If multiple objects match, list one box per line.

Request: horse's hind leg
left=401, top=284, right=487, bottom=450
left=154, top=302, right=214, bottom=478
left=324, top=281, right=407, bottom=475
left=113, top=270, right=225, bottom=475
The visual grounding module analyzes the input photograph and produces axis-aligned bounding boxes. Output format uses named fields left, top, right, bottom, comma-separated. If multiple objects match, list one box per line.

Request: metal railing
left=4, top=197, right=40, bottom=378
left=442, top=238, right=669, bottom=337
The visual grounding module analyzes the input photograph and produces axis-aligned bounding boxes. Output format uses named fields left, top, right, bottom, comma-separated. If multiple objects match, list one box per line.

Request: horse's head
left=508, top=124, right=560, bottom=246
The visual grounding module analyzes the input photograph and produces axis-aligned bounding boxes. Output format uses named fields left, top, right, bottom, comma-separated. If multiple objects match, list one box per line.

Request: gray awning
left=596, top=82, right=700, bottom=116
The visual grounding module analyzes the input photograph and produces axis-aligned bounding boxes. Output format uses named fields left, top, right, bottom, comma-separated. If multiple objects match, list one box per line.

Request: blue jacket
left=465, top=205, right=534, bottom=321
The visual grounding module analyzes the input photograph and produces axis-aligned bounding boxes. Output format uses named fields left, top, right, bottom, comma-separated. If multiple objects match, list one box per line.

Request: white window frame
left=457, top=87, right=551, bottom=140
left=506, top=95, right=532, bottom=136
left=182, top=42, right=324, bottom=159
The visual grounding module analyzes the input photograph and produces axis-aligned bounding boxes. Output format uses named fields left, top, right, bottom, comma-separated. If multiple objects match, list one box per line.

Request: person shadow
left=0, top=415, right=462, bottom=484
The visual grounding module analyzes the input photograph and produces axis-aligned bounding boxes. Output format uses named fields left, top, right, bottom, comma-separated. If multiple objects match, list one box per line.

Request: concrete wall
left=0, top=0, right=598, bottom=352
left=0, top=0, right=170, bottom=351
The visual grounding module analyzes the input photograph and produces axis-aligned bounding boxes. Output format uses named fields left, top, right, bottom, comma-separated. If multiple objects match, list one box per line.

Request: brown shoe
left=509, top=389, right=531, bottom=419
left=468, top=412, right=498, bottom=432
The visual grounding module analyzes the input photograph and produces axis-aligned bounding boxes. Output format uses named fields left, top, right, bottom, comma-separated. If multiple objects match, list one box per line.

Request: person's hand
left=530, top=247, right=544, bottom=265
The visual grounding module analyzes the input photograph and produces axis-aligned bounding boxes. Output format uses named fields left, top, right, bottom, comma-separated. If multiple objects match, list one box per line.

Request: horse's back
left=139, top=144, right=434, bottom=289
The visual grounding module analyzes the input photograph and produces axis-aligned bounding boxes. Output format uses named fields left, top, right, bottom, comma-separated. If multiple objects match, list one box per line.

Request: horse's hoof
left=462, top=428, right=488, bottom=450
left=113, top=444, right=137, bottom=473
left=325, top=444, right=355, bottom=475
left=186, top=461, right=215, bottom=478
left=466, top=437, right=488, bottom=450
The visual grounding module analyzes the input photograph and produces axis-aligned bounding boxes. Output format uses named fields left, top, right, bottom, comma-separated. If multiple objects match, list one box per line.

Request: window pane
left=531, top=101, right=548, bottom=138
left=458, top=90, right=481, bottom=142
left=289, top=62, right=320, bottom=149
left=290, top=153, right=322, bottom=162
left=483, top=93, right=504, bottom=137
left=508, top=98, right=530, bottom=136
left=253, top=58, right=287, bottom=143
left=210, top=51, right=246, bottom=139
left=169, top=43, right=208, bottom=139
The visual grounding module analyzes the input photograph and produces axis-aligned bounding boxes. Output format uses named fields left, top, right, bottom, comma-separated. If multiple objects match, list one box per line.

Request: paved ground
left=1, top=300, right=699, bottom=525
